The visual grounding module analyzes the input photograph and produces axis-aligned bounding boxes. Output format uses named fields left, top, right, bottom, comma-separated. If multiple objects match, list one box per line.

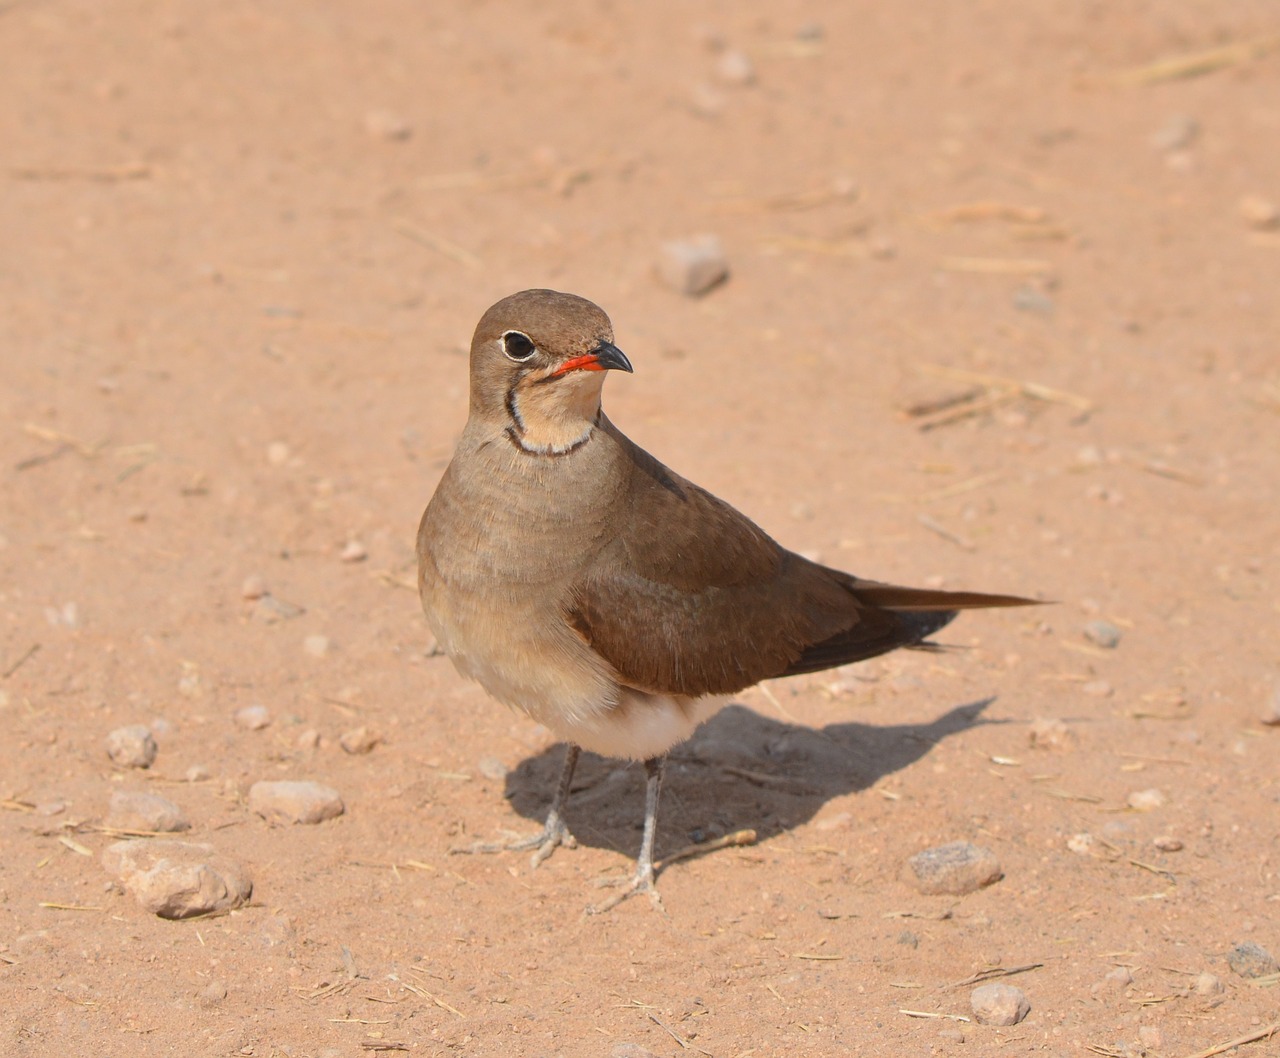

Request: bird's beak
left=552, top=341, right=634, bottom=377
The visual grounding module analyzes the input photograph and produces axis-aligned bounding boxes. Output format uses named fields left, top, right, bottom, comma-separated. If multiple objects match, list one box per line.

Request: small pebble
left=1012, top=285, right=1054, bottom=315
left=240, top=574, right=268, bottom=601
left=1193, top=972, right=1224, bottom=996
left=338, top=726, right=380, bottom=755
left=611, top=1045, right=659, bottom=1058
left=477, top=756, right=509, bottom=781
left=248, top=780, right=345, bottom=825
left=1084, top=620, right=1122, bottom=648
left=1082, top=680, right=1114, bottom=698
left=266, top=441, right=290, bottom=466
left=1127, top=788, right=1166, bottom=812
left=198, top=980, right=229, bottom=1007
left=105, top=725, right=158, bottom=769
left=185, top=764, right=211, bottom=782
left=1103, top=966, right=1133, bottom=989
left=340, top=539, right=367, bottom=563
left=907, top=841, right=1002, bottom=896
left=1261, top=685, right=1280, bottom=726
left=1238, top=194, right=1280, bottom=231
left=1153, top=835, right=1183, bottom=852
left=297, top=728, right=321, bottom=750
left=1029, top=717, right=1075, bottom=750
left=1149, top=114, right=1199, bottom=152
left=102, top=840, right=252, bottom=919
left=715, top=48, right=756, bottom=86
left=234, top=705, right=271, bottom=731
left=106, top=790, right=189, bottom=833
left=363, top=109, right=412, bottom=141
left=303, top=634, right=331, bottom=658
left=1227, top=941, right=1279, bottom=979
left=657, top=235, right=729, bottom=297
left=1067, top=832, right=1095, bottom=855
left=970, top=982, right=1030, bottom=1026
left=1138, top=1025, right=1163, bottom=1050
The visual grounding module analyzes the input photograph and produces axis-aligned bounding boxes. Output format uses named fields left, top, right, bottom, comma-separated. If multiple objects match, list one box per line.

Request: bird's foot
left=450, top=812, right=576, bottom=869
left=587, top=862, right=665, bottom=915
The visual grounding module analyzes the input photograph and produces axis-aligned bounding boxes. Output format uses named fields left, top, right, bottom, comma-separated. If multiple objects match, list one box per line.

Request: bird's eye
left=502, top=331, right=536, bottom=362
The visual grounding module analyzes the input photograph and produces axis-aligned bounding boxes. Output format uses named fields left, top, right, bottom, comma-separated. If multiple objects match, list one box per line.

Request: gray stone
left=970, top=982, right=1031, bottom=1026
left=1227, top=941, right=1279, bottom=979
left=106, top=790, right=189, bottom=833
left=105, top=724, right=157, bottom=768
left=1083, top=619, right=1122, bottom=648
left=102, top=840, right=252, bottom=919
left=248, top=780, right=344, bottom=825
left=657, top=235, right=729, bottom=297
left=907, top=842, right=1002, bottom=895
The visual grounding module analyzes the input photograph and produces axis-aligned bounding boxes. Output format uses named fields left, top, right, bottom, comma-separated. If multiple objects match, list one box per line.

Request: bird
left=417, top=288, right=1035, bottom=912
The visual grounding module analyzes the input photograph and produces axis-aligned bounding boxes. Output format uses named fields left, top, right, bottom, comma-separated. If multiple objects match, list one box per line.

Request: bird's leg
left=452, top=743, right=580, bottom=868
left=588, top=754, right=666, bottom=914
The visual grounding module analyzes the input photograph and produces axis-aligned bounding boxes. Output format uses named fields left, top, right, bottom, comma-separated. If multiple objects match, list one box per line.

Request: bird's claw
left=587, top=864, right=665, bottom=914
left=449, top=816, right=576, bottom=868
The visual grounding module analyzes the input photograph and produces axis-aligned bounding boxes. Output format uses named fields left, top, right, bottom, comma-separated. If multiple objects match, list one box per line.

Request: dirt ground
left=3, top=2, right=1279, bottom=1056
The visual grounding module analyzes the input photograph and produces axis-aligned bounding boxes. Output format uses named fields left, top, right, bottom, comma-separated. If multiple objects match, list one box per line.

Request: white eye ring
left=501, top=330, right=537, bottom=362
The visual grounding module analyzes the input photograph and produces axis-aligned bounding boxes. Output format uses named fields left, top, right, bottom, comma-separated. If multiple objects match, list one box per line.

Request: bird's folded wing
left=565, top=437, right=900, bottom=696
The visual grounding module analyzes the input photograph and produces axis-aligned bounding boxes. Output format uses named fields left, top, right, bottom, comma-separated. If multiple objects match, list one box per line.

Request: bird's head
left=468, top=289, right=633, bottom=455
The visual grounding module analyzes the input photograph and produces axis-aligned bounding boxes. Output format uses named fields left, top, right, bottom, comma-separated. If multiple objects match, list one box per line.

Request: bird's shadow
left=498, top=698, right=997, bottom=859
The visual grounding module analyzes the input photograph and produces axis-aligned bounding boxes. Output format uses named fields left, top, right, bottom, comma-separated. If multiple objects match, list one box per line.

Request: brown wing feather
left=567, top=425, right=1036, bottom=697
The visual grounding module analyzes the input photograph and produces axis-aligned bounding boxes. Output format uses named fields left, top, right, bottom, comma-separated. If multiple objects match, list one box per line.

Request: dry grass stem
left=1112, top=36, right=1280, bottom=85
left=1179, top=1023, right=1278, bottom=1058
left=393, top=220, right=482, bottom=269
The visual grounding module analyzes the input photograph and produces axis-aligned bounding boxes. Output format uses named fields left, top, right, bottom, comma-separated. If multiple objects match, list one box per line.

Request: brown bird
left=417, top=289, right=1034, bottom=911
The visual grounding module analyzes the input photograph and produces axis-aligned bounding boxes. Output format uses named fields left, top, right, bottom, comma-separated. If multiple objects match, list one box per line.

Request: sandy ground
left=2, top=2, right=1279, bottom=1056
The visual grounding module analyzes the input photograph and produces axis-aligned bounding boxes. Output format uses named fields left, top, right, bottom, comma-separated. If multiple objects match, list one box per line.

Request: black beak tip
left=596, top=341, right=634, bottom=373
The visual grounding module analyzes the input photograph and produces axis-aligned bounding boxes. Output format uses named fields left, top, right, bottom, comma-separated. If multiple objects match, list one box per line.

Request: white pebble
left=267, top=441, right=290, bottom=466
left=363, top=109, right=412, bottom=141
left=1066, top=832, right=1095, bottom=855
left=185, top=764, right=211, bottom=782
left=657, top=235, right=730, bottom=297
left=248, top=780, right=345, bottom=825
left=105, top=725, right=157, bottom=769
left=338, top=726, right=380, bottom=755
left=970, top=982, right=1030, bottom=1026
left=240, top=574, right=268, bottom=600
left=1153, top=835, right=1183, bottom=852
left=234, top=705, right=271, bottom=731
left=1127, top=788, right=1166, bottom=811
left=715, top=49, right=756, bottom=86
left=1239, top=194, right=1280, bottom=231
left=303, top=634, right=331, bottom=658
left=340, top=539, right=367, bottom=563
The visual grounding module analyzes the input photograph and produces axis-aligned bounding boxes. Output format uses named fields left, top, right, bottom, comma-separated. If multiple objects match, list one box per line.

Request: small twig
left=917, top=514, right=976, bottom=551
left=656, top=829, right=756, bottom=871
left=646, top=1012, right=712, bottom=1056
left=900, top=1009, right=971, bottom=1022
left=10, top=162, right=151, bottom=182
left=3, top=643, right=40, bottom=678
left=1179, top=1022, right=1278, bottom=1058
left=942, top=963, right=1043, bottom=990
left=1128, top=859, right=1176, bottom=883
left=39, top=902, right=102, bottom=911
left=393, top=220, right=482, bottom=269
